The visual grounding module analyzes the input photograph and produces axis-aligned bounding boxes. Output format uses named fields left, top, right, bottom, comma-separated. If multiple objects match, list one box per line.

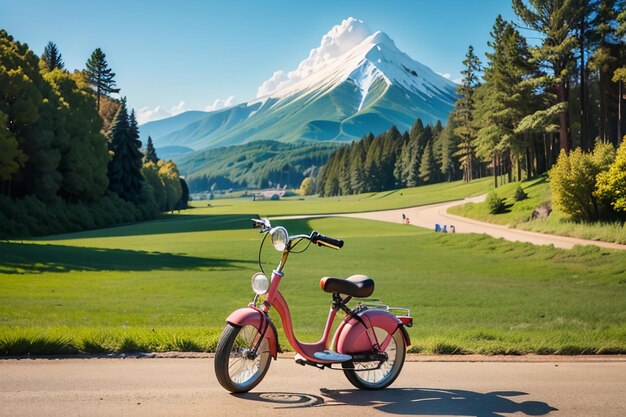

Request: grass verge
left=448, top=176, right=626, bottom=245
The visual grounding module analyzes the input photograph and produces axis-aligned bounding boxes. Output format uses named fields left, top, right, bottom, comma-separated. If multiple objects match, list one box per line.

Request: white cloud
left=137, top=101, right=187, bottom=124
left=256, top=17, right=372, bottom=97
left=436, top=72, right=462, bottom=85
left=170, top=101, right=186, bottom=115
left=203, top=96, right=235, bottom=112
left=137, top=97, right=237, bottom=125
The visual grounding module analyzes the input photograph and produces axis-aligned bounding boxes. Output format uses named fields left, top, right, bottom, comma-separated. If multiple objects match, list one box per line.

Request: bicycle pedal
left=294, top=353, right=306, bottom=366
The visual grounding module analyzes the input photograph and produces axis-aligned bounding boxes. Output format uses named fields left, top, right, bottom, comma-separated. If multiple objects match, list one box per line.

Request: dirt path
left=277, top=195, right=626, bottom=250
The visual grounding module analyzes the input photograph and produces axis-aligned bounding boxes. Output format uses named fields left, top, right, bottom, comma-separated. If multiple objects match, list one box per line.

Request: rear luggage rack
left=355, top=299, right=413, bottom=327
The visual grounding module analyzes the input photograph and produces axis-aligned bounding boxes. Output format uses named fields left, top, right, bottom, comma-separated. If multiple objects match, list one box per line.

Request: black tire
left=214, top=323, right=272, bottom=393
left=342, top=328, right=406, bottom=390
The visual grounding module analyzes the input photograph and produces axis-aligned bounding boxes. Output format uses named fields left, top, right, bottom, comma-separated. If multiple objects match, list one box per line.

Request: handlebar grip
left=251, top=218, right=270, bottom=229
left=311, top=231, right=344, bottom=249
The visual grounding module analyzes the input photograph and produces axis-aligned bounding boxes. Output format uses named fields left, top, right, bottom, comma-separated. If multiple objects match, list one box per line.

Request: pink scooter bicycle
left=214, top=218, right=413, bottom=392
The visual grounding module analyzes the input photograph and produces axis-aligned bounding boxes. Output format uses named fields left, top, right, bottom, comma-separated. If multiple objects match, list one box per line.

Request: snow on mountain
left=258, top=18, right=454, bottom=104
left=257, top=17, right=374, bottom=98
left=150, top=17, right=458, bottom=152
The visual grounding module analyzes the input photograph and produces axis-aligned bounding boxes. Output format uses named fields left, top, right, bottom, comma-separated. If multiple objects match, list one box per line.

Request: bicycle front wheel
left=214, top=323, right=271, bottom=393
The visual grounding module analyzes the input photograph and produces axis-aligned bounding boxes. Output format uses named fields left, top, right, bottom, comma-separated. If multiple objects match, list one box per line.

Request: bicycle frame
left=227, top=244, right=410, bottom=364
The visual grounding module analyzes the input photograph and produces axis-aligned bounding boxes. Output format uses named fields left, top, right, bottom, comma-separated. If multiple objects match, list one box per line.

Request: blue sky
left=3, top=0, right=520, bottom=123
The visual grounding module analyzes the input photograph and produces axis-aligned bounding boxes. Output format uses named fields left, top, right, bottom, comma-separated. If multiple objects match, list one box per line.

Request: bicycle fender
left=335, top=309, right=409, bottom=354
left=226, top=307, right=280, bottom=359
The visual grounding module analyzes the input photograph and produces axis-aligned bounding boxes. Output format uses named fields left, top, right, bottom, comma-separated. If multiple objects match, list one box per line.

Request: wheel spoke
left=347, top=327, right=405, bottom=389
left=215, top=324, right=272, bottom=393
left=226, top=325, right=268, bottom=387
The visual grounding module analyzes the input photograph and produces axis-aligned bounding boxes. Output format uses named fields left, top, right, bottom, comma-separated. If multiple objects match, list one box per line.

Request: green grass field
left=1, top=179, right=625, bottom=355
left=194, top=177, right=492, bottom=217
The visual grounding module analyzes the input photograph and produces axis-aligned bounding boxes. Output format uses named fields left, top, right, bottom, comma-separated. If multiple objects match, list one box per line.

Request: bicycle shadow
left=320, top=387, right=557, bottom=416
left=238, top=388, right=558, bottom=416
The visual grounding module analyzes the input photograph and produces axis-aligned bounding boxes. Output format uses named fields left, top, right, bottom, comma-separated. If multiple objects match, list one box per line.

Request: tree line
left=317, top=121, right=455, bottom=196
left=0, top=30, right=186, bottom=238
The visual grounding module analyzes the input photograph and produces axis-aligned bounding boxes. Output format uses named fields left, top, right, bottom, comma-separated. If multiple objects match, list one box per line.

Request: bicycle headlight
left=251, top=272, right=270, bottom=295
left=270, top=226, right=289, bottom=251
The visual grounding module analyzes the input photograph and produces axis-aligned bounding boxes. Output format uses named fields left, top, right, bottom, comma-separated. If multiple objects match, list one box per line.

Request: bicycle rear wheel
left=342, top=327, right=406, bottom=390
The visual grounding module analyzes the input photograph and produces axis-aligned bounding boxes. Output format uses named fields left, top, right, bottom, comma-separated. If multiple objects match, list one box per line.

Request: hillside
left=178, top=140, right=338, bottom=191
left=140, top=111, right=209, bottom=148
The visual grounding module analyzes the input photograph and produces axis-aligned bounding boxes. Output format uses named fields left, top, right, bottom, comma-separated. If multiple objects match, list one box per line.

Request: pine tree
left=129, top=109, right=142, bottom=150
left=393, top=132, right=410, bottom=187
left=577, top=0, right=602, bottom=150
left=418, top=140, right=435, bottom=184
left=177, top=178, right=190, bottom=209
left=588, top=0, right=626, bottom=145
left=41, top=41, right=65, bottom=72
left=405, top=119, right=425, bottom=186
left=85, top=48, right=120, bottom=111
left=452, top=45, right=482, bottom=182
left=433, top=120, right=458, bottom=181
left=349, top=141, right=366, bottom=194
left=513, top=0, right=579, bottom=152
left=108, top=99, right=144, bottom=202
left=144, top=136, right=159, bottom=164
left=475, top=18, right=534, bottom=186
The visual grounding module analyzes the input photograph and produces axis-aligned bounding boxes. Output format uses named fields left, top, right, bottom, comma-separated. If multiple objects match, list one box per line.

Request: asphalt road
left=2, top=357, right=625, bottom=417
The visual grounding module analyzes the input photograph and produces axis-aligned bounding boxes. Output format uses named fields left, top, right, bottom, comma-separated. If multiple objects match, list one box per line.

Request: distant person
left=402, top=213, right=406, bottom=223
left=442, top=225, right=447, bottom=233
left=435, top=224, right=441, bottom=232
left=405, top=217, right=410, bottom=224
left=450, top=225, right=456, bottom=233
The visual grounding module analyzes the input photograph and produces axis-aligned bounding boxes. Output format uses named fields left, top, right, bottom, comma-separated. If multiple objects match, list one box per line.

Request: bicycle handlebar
left=310, top=231, right=344, bottom=250
left=252, top=218, right=271, bottom=231
left=251, top=218, right=343, bottom=250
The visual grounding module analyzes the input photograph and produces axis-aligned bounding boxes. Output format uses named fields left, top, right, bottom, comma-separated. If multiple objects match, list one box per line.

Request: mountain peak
left=255, top=18, right=455, bottom=103
left=256, top=17, right=372, bottom=98
left=367, top=31, right=396, bottom=49
left=145, top=18, right=457, bottom=153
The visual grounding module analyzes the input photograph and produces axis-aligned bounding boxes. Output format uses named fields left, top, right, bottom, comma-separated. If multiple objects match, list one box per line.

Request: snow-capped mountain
left=143, top=18, right=457, bottom=151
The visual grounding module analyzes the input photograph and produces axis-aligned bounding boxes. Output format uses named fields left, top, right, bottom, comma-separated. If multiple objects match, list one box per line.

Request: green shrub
left=596, top=139, right=626, bottom=213
left=549, top=141, right=615, bottom=221
left=299, top=177, right=316, bottom=196
left=514, top=184, right=528, bottom=201
left=487, top=192, right=507, bottom=214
